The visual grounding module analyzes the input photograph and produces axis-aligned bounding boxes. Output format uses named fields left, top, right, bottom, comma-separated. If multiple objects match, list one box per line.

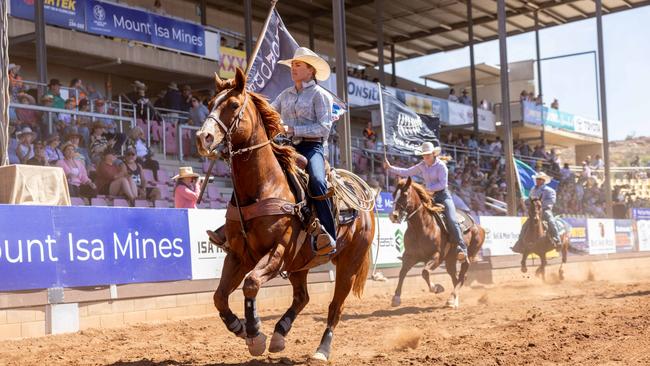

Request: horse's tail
left=352, top=210, right=374, bottom=298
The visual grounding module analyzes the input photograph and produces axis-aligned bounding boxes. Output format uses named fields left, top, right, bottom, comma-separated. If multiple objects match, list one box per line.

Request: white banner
left=447, top=101, right=496, bottom=132
left=371, top=216, right=407, bottom=267
left=637, top=220, right=650, bottom=251
left=479, top=216, right=523, bottom=256
left=188, top=209, right=227, bottom=280
left=587, top=218, right=616, bottom=255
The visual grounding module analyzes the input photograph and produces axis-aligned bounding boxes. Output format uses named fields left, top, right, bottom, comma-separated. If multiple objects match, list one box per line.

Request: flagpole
left=245, top=0, right=278, bottom=75
left=377, top=82, right=389, bottom=191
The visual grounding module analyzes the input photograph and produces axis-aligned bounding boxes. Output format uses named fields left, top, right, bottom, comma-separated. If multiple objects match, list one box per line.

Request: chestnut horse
left=518, top=198, right=571, bottom=281
left=195, top=68, right=375, bottom=361
left=389, top=177, right=486, bottom=309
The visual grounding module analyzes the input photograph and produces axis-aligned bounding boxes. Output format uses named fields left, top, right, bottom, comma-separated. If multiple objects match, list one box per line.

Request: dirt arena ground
left=1, top=264, right=649, bottom=366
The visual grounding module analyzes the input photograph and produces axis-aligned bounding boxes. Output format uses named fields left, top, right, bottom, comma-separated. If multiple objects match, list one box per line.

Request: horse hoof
left=246, top=333, right=267, bottom=356
left=559, top=269, right=565, bottom=281
left=445, top=298, right=458, bottom=309
left=269, top=332, right=285, bottom=353
left=432, top=284, right=445, bottom=294
left=521, top=267, right=528, bottom=274
left=311, top=351, right=328, bottom=361
left=391, top=295, right=401, bottom=307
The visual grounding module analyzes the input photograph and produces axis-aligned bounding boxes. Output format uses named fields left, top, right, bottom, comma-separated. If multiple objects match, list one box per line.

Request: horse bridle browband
left=394, top=188, right=422, bottom=222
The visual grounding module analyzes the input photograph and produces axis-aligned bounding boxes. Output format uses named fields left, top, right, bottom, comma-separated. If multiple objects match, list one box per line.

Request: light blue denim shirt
left=529, top=184, right=556, bottom=210
left=271, top=80, right=333, bottom=139
left=389, top=158, right=448, bottom=192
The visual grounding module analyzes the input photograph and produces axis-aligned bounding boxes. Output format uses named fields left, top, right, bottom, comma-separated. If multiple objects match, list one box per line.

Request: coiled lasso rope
left=328, top=169, right=376, bottom=212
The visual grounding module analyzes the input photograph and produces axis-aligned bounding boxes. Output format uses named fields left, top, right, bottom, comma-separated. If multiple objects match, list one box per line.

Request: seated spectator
left=489, top=137, right=502, bottom=155
left=64, top=130, right=92, bottom=169
left=26, top=141, right=48, bottom=166
left=56, top=98, right=77, bottom=135
left=581, top=161, right=592, bottom=180
left=96, top=150, right=138, bottom=205
left=7, top=124, right=20, bottom=164
left=126, top=126, right=160, bottom=180
left=519, top=90, right=528, bottom=103
left=15, top=127, right=36, bottom=164
left=181, top=85, right=193, bottom=112
left=189, top=96, right=209, bottom=125
left=45, top=133, right=63, bottom=165
left=45, top=79, right=65, bottom=109
left=15, top=93, right=42, bottom=138
left=448, top=88, right=458, bottom=103
left=122, top=149, right=161, bottom=201
left=550, top=98, right=559, bottom=110
left=362, top=121, right=377, bottom=148
left=89, top=122, right=125, bottom=163
left=173, top=167, right=202, bottom=208
left=560, top=163, right=573, bottom=181
left=85, top=83, right=103, bottom=101
left=69, top=78, right=88, bottom=102
left=57, top=142, right=97, bottom=199
left=592, top=154, right=604, bottom=170
left=8, top=63, right=26, bottom=102
left=162, top=82, right=183, bottom=111
left=75, top=99, right=92, bottom=145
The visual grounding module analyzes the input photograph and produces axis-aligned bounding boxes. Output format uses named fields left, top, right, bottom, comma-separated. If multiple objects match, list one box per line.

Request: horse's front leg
left=536, top=251, right=547, bottom=281
left=520, top=251, right=528, bottom=273
left=214, top=253, right=250, bottom=339
left=269, top=270, right=309, bottom=353
left=243, top=245, right=286, bottom=356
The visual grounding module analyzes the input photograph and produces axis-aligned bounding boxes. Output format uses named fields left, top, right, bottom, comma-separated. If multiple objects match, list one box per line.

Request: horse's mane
left=248, top=91, right=297, bottom=175
left=396, top=180, right=441, bottom=214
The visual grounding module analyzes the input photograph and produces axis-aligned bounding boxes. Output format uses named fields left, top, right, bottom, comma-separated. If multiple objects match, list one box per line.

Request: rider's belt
left=292, top=136, right=324, bottom=145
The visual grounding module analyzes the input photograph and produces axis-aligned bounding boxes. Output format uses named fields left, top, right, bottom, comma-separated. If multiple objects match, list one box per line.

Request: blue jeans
left=295, top=142, right=336, bottom=239
left=433, top=190, right=467, bottom=250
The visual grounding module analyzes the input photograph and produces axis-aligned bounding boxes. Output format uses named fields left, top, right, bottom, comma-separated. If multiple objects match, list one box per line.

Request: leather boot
left=206, top=226, right=229, bottom=253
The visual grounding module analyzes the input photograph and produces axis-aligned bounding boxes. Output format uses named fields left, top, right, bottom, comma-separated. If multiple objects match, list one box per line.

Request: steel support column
left=596, top=0, right=613, bottom=217
left=497, top=0, right=517, bottom=216
left=200, top=0, right=207, bottom=25
left=244, top=0, right=253, bottom=60
left=390, top=43, right=396, bottom=86
left=308, top=20, right=315, bottom=51
left=467, top=0, right=479, bottom=136
left=375, top=0, right=385, bottom=85
left=535, top=11, right=545, bottom=146
left=35, top=0, right=48, bottom=96
left=333, top=0, right=352, bottom=170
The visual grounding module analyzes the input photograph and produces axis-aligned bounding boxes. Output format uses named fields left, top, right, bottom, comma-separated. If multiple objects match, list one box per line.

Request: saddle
left=430, top=203, right=475, bottom=234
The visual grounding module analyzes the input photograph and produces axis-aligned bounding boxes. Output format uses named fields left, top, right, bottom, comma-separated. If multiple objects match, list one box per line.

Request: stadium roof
left=208, top=0, right=650, bottom=66
left=421, top=63, right=501, bottom=85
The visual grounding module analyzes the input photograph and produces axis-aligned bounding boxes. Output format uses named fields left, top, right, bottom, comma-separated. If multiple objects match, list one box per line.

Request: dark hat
left=48, top=78, right=62, bottom=87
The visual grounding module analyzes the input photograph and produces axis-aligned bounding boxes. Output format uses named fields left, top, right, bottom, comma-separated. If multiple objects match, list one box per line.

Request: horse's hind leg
left=392, top=254, right=418, bottom=307
left=444, top=256, right=460, bottom=309
left=559, top=236, right=568, bottom=281
left=214, top=253, right=250, bottom=339
left=242, top=246, right=286, bottom=356
left=269, top=270, right=309, bottom=353
left=452, top=259, right=470, bottom=309
left=535, top=251, right=547, bottom=282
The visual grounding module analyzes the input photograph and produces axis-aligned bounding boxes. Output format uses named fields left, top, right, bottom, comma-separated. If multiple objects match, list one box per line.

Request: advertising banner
left=219, top=47, right=247, bottom=79
left=478, top=216, right=523, bottom=256
left=632, top=208, right=650, bottom=221
left=586, top=218, right=616, bottom=255
left=447, top=101, right=496, bottom=132
left=375, top=192, right=395, bottom=215
left=371, top=216, right=406, bottom=267
left=85, top=0, right=206, bottom=55
left=637, top=220, right=650, bottom=251
left=188, top=209, right=227, bottom=280
left=10, top=0, right=86, bottom=30
left=522, top=101, right=602, bottom=138
left=563, top=217, right=588, bottom=254
left=614, top=219, right=636, bottom=253
left=0, top=205, right=191, bottom=291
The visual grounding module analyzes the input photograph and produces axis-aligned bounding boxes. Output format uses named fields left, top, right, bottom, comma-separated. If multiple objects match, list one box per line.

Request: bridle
left=393, top=186, right=422, bottom=223
left=205, top=88, right=271, bottom=158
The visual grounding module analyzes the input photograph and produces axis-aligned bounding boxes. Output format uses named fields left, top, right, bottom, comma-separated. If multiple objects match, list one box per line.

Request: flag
left=515, top=158, right=559, bottom=199
left=246, top=9, right=298, bottom=100
left=380, top=88, right=440, bottom=155
left=246, top=8, right=347, bottom=120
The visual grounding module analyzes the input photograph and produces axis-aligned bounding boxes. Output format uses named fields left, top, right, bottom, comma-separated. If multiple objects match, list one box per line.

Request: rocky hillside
left=609, top=136, right=650, bottom=166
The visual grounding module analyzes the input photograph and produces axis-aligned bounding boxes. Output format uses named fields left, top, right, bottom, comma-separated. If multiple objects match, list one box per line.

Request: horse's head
left=390, top=177, right=415, bottom=223
left=196, top=67, right=252, bottom=158
left=529, top=198, right=543, bottom=218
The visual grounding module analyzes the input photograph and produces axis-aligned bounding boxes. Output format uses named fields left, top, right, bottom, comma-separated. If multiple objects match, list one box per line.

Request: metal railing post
left=162, top=116, right=167, bottom=156
left=179, top=125, right=184, bottom=162
left=146, top=107, right=151, bottom=147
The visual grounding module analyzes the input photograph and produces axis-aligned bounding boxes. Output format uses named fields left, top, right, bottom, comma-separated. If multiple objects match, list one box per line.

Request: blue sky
left=389, top=5, right=650, bottom=141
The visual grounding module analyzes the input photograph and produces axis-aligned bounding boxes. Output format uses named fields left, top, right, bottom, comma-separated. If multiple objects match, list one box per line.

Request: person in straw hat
left=173, top=166, right=203, bottom=209
left=15, top=127, right=36, bottom=164
left=270, top=46, right=336, bottom=256
left=384, top=140, right=469, bottom=262
left=511, top=171, right=561, bottom=253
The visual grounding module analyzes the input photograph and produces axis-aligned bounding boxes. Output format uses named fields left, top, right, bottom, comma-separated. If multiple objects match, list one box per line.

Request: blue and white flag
left=246, top=8, right=346, bottom=120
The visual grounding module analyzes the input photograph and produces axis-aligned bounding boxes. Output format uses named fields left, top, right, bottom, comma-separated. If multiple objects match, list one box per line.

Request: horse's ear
left=404, top=176, right=412, bottom=191
left=214, top=72, right=226, bottom=92
left=234, top=67, right=246, bottom=93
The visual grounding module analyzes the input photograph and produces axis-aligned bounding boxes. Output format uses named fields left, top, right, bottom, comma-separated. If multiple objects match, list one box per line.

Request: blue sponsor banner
left=10, top=0, right=86, bottom=30
left=564, top=217, right=588, bottom=254
left=632, top=207, right=650, bottom=221
left=85, top=0, right=205, bottom=55
left=614, top=219, right=635, bottom=253
left=375, top=192, right=395, bottom=215
left=0, top=205, right=191, bottom=291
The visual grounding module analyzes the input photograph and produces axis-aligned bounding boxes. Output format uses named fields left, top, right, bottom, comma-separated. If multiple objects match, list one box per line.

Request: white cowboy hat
left=8, top=63, right=21, bottom=72
left=168, top=82, right=179, bottom=91
left=278, top=47, right=331, bottom=81
left=132, top=80, right=147, bottom=90
left=172, top=166, right=200, bottom=180
left=532, top=171, right=551, bottom=183
left=414, top=141, right=441, bottom=156
left=16, top=126, right=35, bottom=138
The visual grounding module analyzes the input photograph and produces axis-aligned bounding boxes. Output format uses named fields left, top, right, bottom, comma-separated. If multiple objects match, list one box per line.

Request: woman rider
left=384, top=141, right=468, bottom=262
left=206, top=47, right=336, bottom=256
left=271, top=47, right=336, bottom=255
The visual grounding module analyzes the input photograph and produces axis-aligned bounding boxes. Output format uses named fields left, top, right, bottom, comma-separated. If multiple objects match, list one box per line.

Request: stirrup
left=456, top=246, right=468, bottom=262
left=315, top=233, right=336, bottom=256
left=206, top=229, right=230, bottom=253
